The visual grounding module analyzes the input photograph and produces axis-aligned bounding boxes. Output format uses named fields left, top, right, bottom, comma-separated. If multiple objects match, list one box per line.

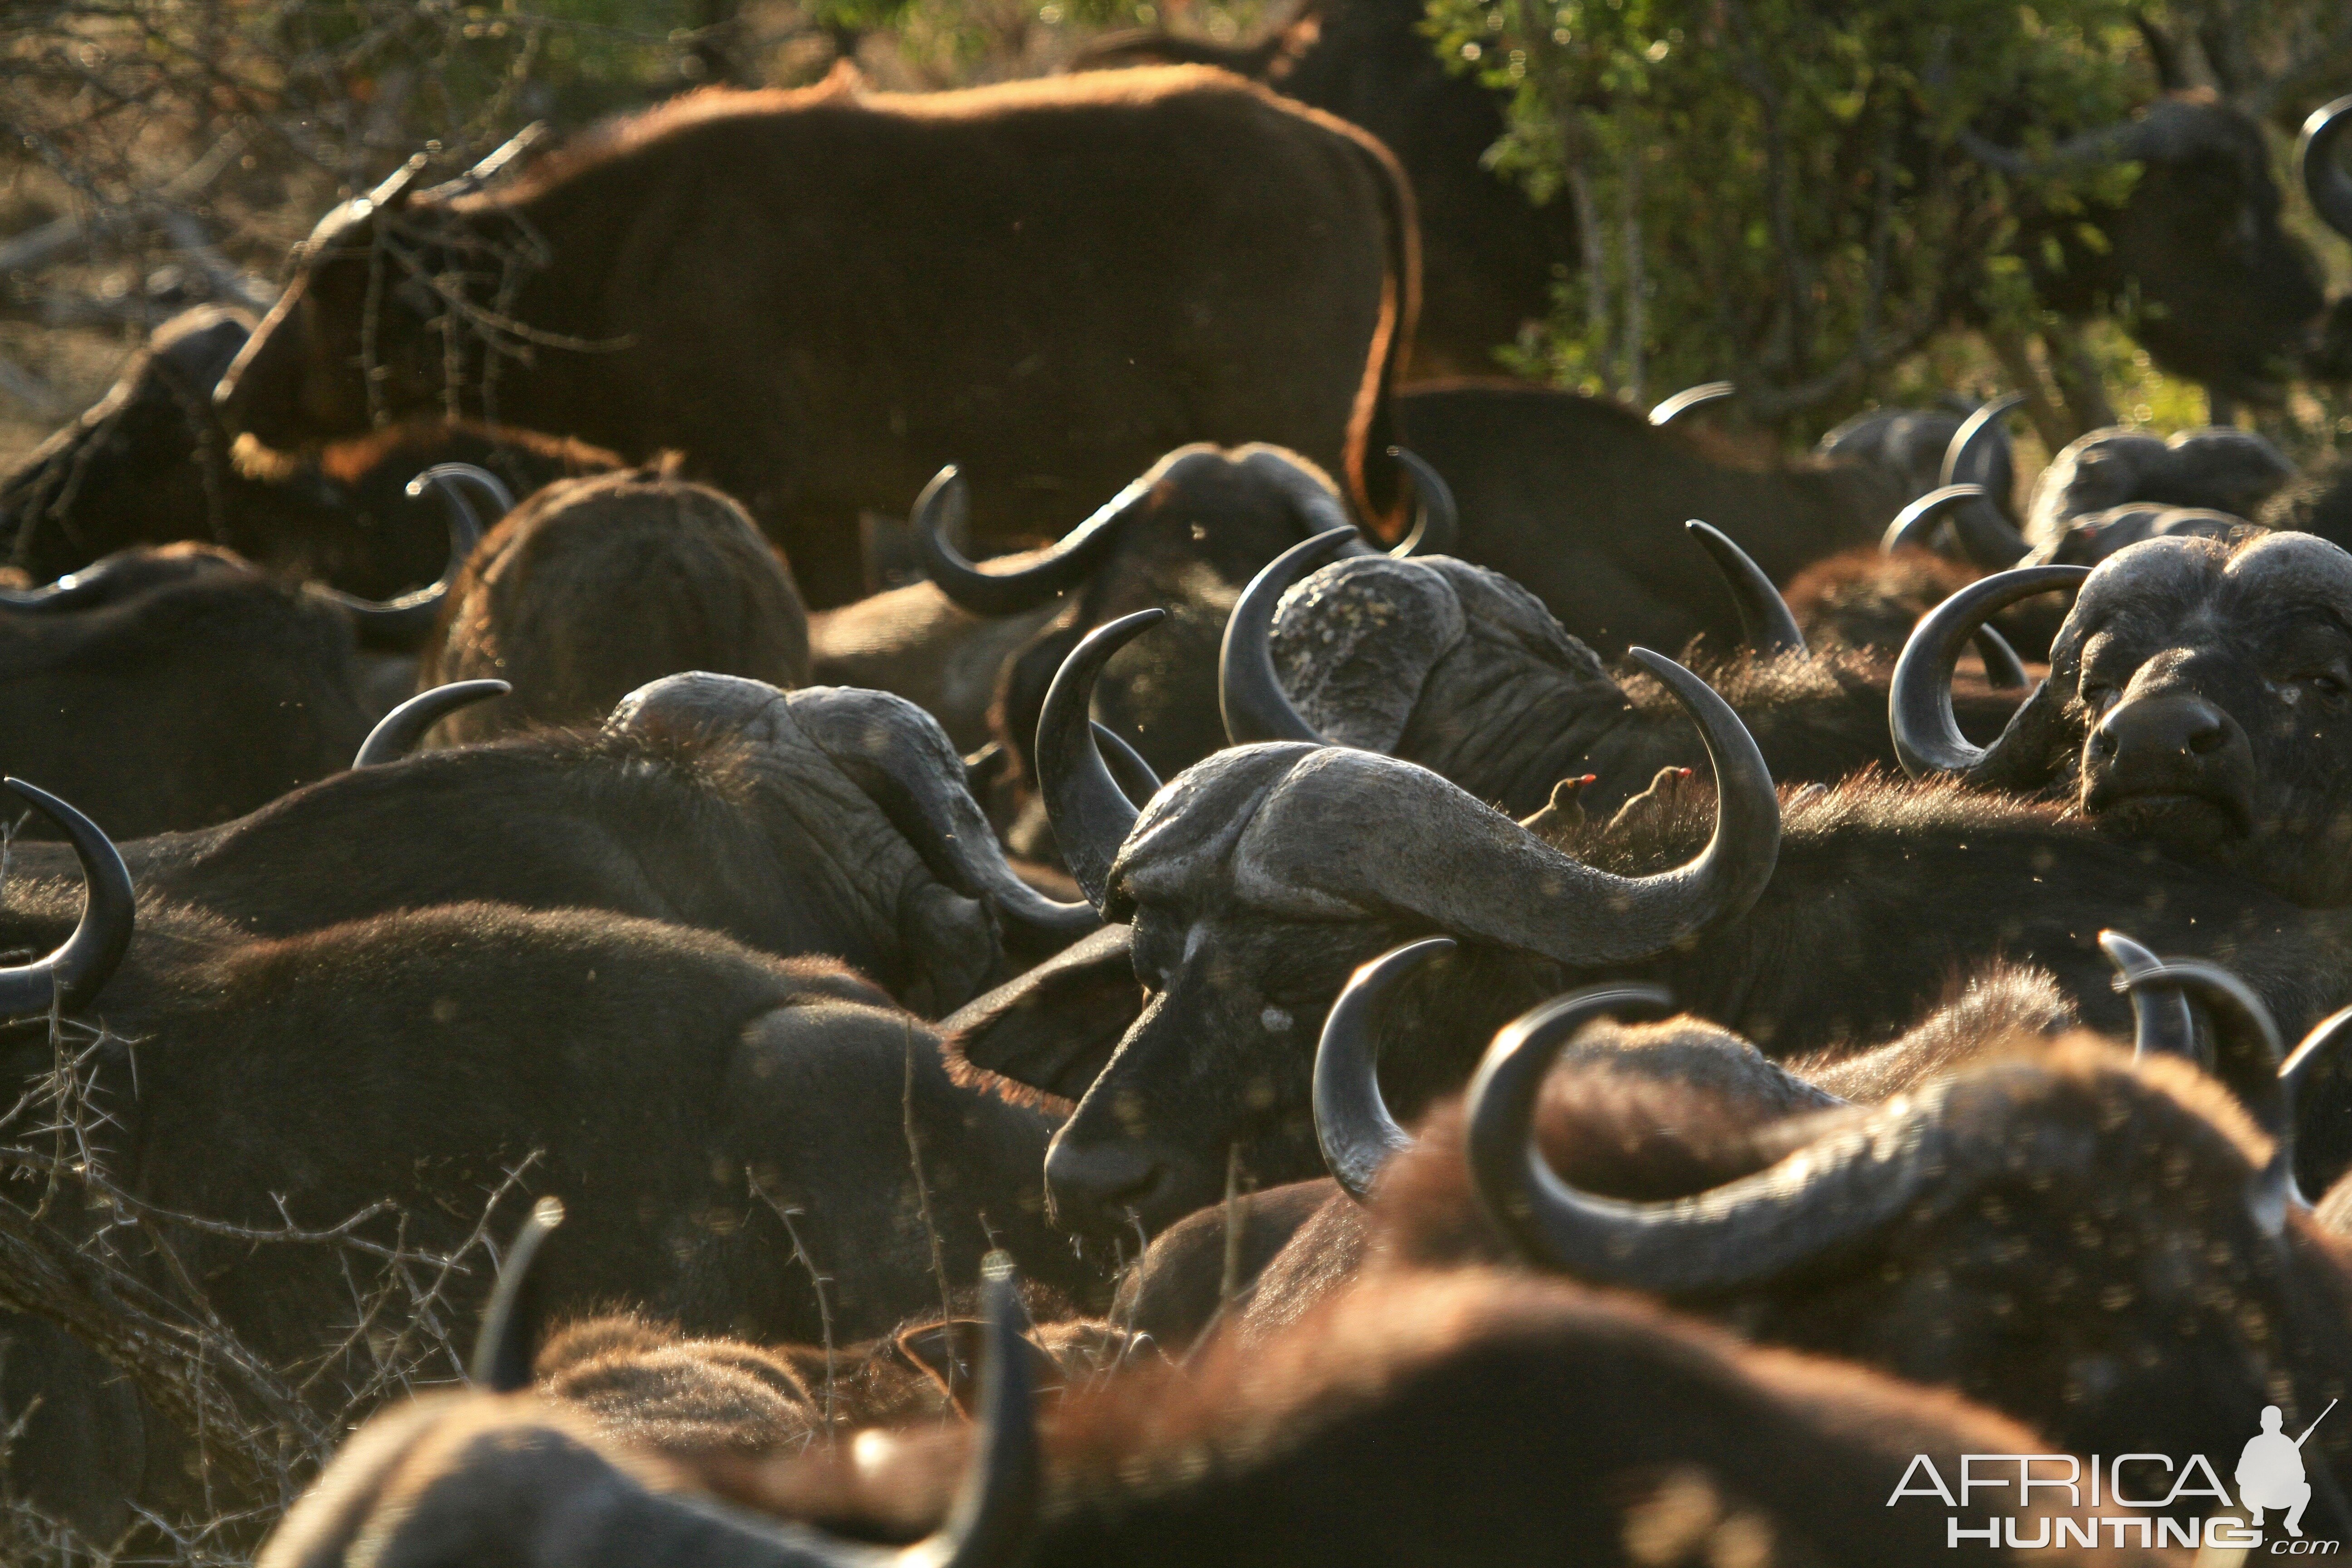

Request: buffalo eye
left=2296, top=670, right=2348, bottom=701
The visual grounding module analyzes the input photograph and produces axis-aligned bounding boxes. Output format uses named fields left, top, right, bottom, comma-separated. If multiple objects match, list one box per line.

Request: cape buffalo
left=903, top=443, right=1448, bottom=850
left=0, top=305, right=617, bottom=597
left=17, top=674, right=1093, bottom=1015
left=2021, top=425, right=2292, bottom=551
left=1370, top=965, right=2352, bottom=1519
left=1891, top=531, right=2352, bottom=908
left=0, top=785, right=1091, bottom=1528
left=213, top=67, right=1421, bottom=608
left=257, top=1260, right=2121, bottom=1568
left=1391, top=383, right=1910, bottom=656
left=1011, top=613, right=2352, bottom=1238
left=416, top=466, right=810, bottom=744
left=0, top=486, right=485, bottom=839
left=1225, top=531, right=2023, bottom=816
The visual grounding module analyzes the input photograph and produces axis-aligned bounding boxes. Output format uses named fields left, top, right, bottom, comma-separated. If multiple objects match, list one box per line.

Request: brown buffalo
left=215, top=67, right=1420, bottom=608
left=416, top=466, right=809, bottom=744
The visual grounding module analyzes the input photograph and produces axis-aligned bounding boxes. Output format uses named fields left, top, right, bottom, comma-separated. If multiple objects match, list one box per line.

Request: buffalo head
left=1030, top=611, right=1778, bottom=1238
left=1894, top=530, right=2352, bottom=904
left=216, top=132, right=542, bottom=456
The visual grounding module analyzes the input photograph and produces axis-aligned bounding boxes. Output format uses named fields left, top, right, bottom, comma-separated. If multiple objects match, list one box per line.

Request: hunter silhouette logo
left=1889, top=1400, right=2342, bottom=1551
left=2242, top=1402, right=2337, bottom=1539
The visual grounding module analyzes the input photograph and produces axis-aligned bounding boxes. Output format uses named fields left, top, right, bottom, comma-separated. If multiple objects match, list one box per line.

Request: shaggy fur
left=416, top=464, right=810, bottom=743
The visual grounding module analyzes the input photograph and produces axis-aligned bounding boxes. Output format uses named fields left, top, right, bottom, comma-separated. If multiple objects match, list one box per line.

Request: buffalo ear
left=895, top=1320, right=1067, bottom=1416
left=943, top=923, right=1141, bottom=1101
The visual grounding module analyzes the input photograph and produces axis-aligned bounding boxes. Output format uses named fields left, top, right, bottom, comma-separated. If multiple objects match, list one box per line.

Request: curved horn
left=914, top=465, right=1150, bottom=617
left=2125, top=960, right=2298, bottom=1228
left=1091, top=722, right=1163, bottom=809
left=406, top=461, right=516, bottom=519
left=1037, top=610, right=1163, bottom=911
left=469, top=1195, right=566, bottom=1392
left=0, top=560, right=137, bottom=613
left=354, top=680, right=511, bottom=767
left=1649, top=382, right=1736, bottom=426
left=1937, top=395, right=2030, bottom=568
left=314, top=462, right=498, bottom=646
left=0, top=779, right=135, bottom=1019
left=2282, top=1004, right=2352, bottom=1104
left=1686, top=520, right=1805, bottom=656
left=1880, top=484, right=1989, bottom=555
left=2099, top=929, right=2203, bottom=1065
left=1238, top=652, right=1778, bottom=970
left=1387, top=447, right=1457, bottom=557
left=2298, top=94, right=2352, bottom=241
left=1219, top=529, right=1358, bottom=745
left=1971, top=624, right=2029, bottom=691
left=788, top=689, right=1098, bottom=942
left=1314, top=938, right=1456, bottom=1201
left=1467, top=982, right=1972, bottom=1294
left=1889, top=565, right=2088, bottom=778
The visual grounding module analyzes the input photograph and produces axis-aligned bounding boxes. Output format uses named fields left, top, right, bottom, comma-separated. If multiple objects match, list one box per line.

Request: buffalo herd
left=2, top=33, right=2352, bottom=1568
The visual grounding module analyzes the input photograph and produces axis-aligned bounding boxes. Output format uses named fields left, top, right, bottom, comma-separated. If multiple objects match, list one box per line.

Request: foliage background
left=0, top=0, right=2345, bottom=471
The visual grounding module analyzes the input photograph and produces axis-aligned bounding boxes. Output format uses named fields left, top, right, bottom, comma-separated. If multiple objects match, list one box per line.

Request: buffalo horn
left=1265, top=649, right=1780, bottom=968
left=2298, top=95, right=2352, bottom=240
left=1880, top=483, right=1988, bottom=556
left=2282, top=1004, right=2352, bottom=1104
left=2098, top=930, right=2204, bottom=1066
left=0, top=778, right=135, bottom=1019
left=914, top=465, right=1152, bottom=617
left=1219, top=529, right=1359, bottom=745
left=1937, top=395, right=2030, bottom=568
left=1315, top=938, right=1456, bottom=1201
left=477, top=1256, right=1038, bottom=1567
left=0, top=559, right=147, bottom=612
left=1387, top=447, right=1457, bottom=557
left=315, top=462, right=506, bottom=647
left=353, top=680, right=512, bottom=768
left=1466, top=982, right=1965, bottom=1294
left=791, top=689, right=1097, bottom=941
left=1037, top=610, right=1164, bottom=911
left=469, top=1195, right=566, bottom=1392
left=1685, top=520, right=1805, bottom=657
left=1649, top=382, right=1736, bottom=426
left=1888, top=564, right=2087, bottom=778
left=2122, top=960, right=2298, bottom=1229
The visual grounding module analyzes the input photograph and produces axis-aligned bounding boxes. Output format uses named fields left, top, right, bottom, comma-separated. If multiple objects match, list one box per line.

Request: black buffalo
left=0, top=304, right=617, bottom=598
left=214, top=69, right=1421, bottom=608
left=19, top=674, right=1093, bottom=1016
left=0, top=783, right=1091, bottom=1531
left=1892, top=531, right=2352, bottom=908
left=1006, top=614, right=2352, bottom=1239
